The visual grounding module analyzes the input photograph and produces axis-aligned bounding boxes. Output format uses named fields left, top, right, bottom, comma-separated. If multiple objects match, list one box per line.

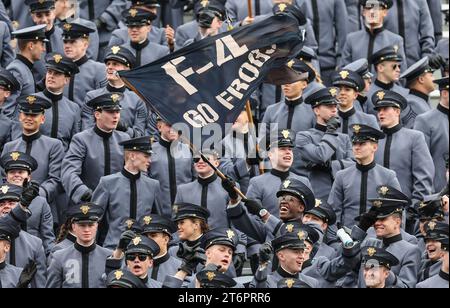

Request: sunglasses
left=391, top=64, right=401, bottom=70
left=125, top=253, right=149, bottom=262
left=193, top=157, right=202, bottom=163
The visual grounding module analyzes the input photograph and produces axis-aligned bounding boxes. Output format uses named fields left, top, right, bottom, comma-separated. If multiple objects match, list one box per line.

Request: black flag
left=120, top=7, right=306, bottom=146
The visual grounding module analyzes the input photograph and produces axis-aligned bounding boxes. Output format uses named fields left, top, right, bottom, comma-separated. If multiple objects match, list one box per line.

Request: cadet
left=108, top=0, right=168, bottom=49
left=293, top=87, right=354, bottom=200
left=249, top=233, right=319, bottom=288
left=220, top=110, right=260, bottom=195
left=108, top=235, right=162, bottom=288
left=26, top=0, right=64, bottom=81
left=4, top=24, right=47, bottom=118
left=149, top=118, right=193, bottom=218
left=400, top=57, right=437, bottom=128
left=340, top=0, right=407, bottom=72
left=331, top=69, right=378, bottom=134
left=225, top=0, right=273, bottom=25
left=38, top=53, right=81, bottom=151
left=53, top=0, right=99, bottom=60
left=0, top=69, right=20, bottom=151
left=414, top=77, right=449, bottom=192
left=299, top=0, right=348, bottom=86
left=418, top=221, right=448, bottom=282
left=261, top=59, right=316, bottom=135
left=247, top=129, right=312, bottom=216
left=361, top=245, right=399, bottom=288
left=122, top=7, right=170, bottom=67
left=298, top=46, right=324, bottom=99
left=62, top=20, right=107, bottom=108
left=61, top=93, right=129, bottom=204
left=1, top=183, right=47, bottom=288
left=0, top=153, right=55, bottom=256
left=92, top=136, right=162, bottom=249
left=0, top=225, right=23, bottom=288
left=417, top=237, right=449, bottom=288
left=2, top=95, right=65, bottom=205
left=343, top=58, right=374, bottom=112
left=373, top=90, right=434, bottom=204
left=328, top=124, right=401, bottom=228
left=77, top=0, right=127, bottom=60
left=174, top=0, right=226, bottom=51
left=384, top=0, right=435, bottom=67
left=352, top=197, right=422, bottom=288
left=364, top=45, right=409, bottom=116
left=0, top=20, right=14, bottom=68
left=46, top=202, right=111, bottom=288
left=82, top=45, right=147, bottom=138
left=164, top=228, right=244, bottom=288
left=140, top=214, right=182, bottom=283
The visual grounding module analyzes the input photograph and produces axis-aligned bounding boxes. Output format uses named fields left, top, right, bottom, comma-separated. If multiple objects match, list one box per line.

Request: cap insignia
left=373, top=200, right=383, bottom=208
left=379, top=186, right=389, bottom=196
left=315, top=199, right=322, bottom=207
left=129, top=9, right=138, bottom=18
left=339, top=70, right=350, bottom=79
left=281, top=129, right=290, bottom=139
left=353, top=124, right=361, bottom=134
left=393, top=45, right=399, bottom=54
left=80, top=205, right=90, bottom=215
left=428, top=221, right=436, bottom=231
left=126, top=219, right=134, bottom=229
left=206, top=271, right=215, bottom=281
left=143, top=216, right=152, bottom=225
left=10, top=152, right=21, bottom=161
left=419, top=202, right=426, bottom=209
left=111, top=94, right=120, bottom=103
left=63, top=23, right=72, bottom=31
left=297, top=231, right=305, bottom=240
left=367, top=247, right=376, bottom=257
left=227, top=229, right=235, bottom=240
left=287, top=60, right=295, bottom=68
left=1, top=185, right=9, bottom=194
left=133, top=236, right=142, bottom=246
left=111, top=46, right=121, bottom=55
left=286, top=224, right=294, bottom=233
left=26, top=96, right=36, bottom=104
left=283, top=180, right=291, bottom=189
left=329, top=88, right=338, bottom=97
left=114, top=270, right=123, bottom=280
left=201, top=0, right=209, bottom=8
left=278, top=3, right=287, bottom=12
left=377, top=91, right=385, bottom=101
left=53, top=54, right=63, bottom=63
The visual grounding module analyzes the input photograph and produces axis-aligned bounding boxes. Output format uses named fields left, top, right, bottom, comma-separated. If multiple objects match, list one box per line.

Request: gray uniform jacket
left=0, top=20, right=14, bottom=68
left=414, top=105, right=449, bottom=192
left=122, top=40, right=170, bottom=67
left=340, top=27, right=407, bottom=73
left=148, top=253, right=182, bottom=283
left=63, top=56, right=107, bottom=108
left=375, top=125, right=435, bottom=204
left=92, top=169, right=162, bottom=250
left=416, top=270, right=449, bottom=288
left=418, top=259, right=442, bottom=283
left=0, top=263, right=22, bottom=288
left=246, top=170, right=312, bottom=217
left=61, top=127, right=129, bottom=204
left=7, top=0, right=33, bottom=30
left=293, top=125, right=354, bottom=200
left=0, top=111, right=13, bottom=151
left=344, top=0, right=362, bottom=34
left=225, top=0, right=273, bottom=23
left=402, top=90, right=432, bottom=129
left=174, top=20, right=198, bottom=51
left=2, top=133, right=65, bottom=203
left=148, top=139, right=193, bottom=218
left=337, top=108, right=379, bottom=135
left=435, top=39, right=448, bottom=61
left=26, top=196, right=55, bottom=256
left=261, top=98, right=316, bottom=136
left=328, top=162, right=401, bottom=228
left=384, top=0, right=435, bottom=67
left=36, top=91, right=81, bottom=152
left=250, top=265, right=319, bottom=288
left=46, top=243, right=112, bottom=288
left=82, top=86, right=147, bottom=138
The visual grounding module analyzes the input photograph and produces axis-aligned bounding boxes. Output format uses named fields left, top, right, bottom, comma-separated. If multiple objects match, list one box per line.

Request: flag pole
left=245, top=101, right=264, bottom=174
left=247, top=0, right=253, bottom=18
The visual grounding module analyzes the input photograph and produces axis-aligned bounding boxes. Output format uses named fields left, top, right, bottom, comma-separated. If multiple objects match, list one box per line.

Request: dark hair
left=187, top=218, right=209, bottom=234
left=56, top=218, right=73, bottom=244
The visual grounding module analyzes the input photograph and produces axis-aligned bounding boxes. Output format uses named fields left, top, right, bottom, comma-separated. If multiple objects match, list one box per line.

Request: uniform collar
left=357, top=95, right=368, bottom=106
left=339, top=107, right=356, bottom=119
left=140, top=275, right=149, bottom=284
left=74, top=55, right=89, bottom=67
left=270, top=169, right=290, bottom=180
left=382, top=233, right=402, bottom=247
left=43, top=89, right=63, bottom=102
left=45, top=25, right=55, bottom=37
left=285, top=97, right=303, bottom=107
left=74, top=241, right=96, bottom=254
left=94, top=125, right=113, bottom=139
left=121, top=168, right=141, bottom=180
left=356, top=160, right=376, bottom=172
left=16, top=54, right=34, bottom=69
left=437, top=104, right=449, bottom=117
left=439, top=270, right=449, bottom=281
left=383, top=123, right=402, bottom=135
left=66, top=232, right=77, bottom=243
left=198, top=173, right=218, bottom=186
left=374, top=79, right=394, bottom=90
left=22, top=131, right=42, bottom=143
left=0, top=261, right=5, bottom=270
left=364, top=25, right=384, bottom=36
left=185, top=236, right=203, bottom=248
left=277, top=266, right=299, bottom=279
left=159, top=138, right=172, bottom=149
left=153, top=252, right=170, bottom=266
left=106, top=83, right=126, bottom=93
left=131, top=39, right=150, bottom=50
left=409, top=89, right=429, bottom=102
left=314, top=123, right=327, bottom=132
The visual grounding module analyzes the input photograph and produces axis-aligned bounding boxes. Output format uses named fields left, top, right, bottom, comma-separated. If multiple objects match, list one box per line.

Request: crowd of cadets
left=0, top=0, right=448, bottom=288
